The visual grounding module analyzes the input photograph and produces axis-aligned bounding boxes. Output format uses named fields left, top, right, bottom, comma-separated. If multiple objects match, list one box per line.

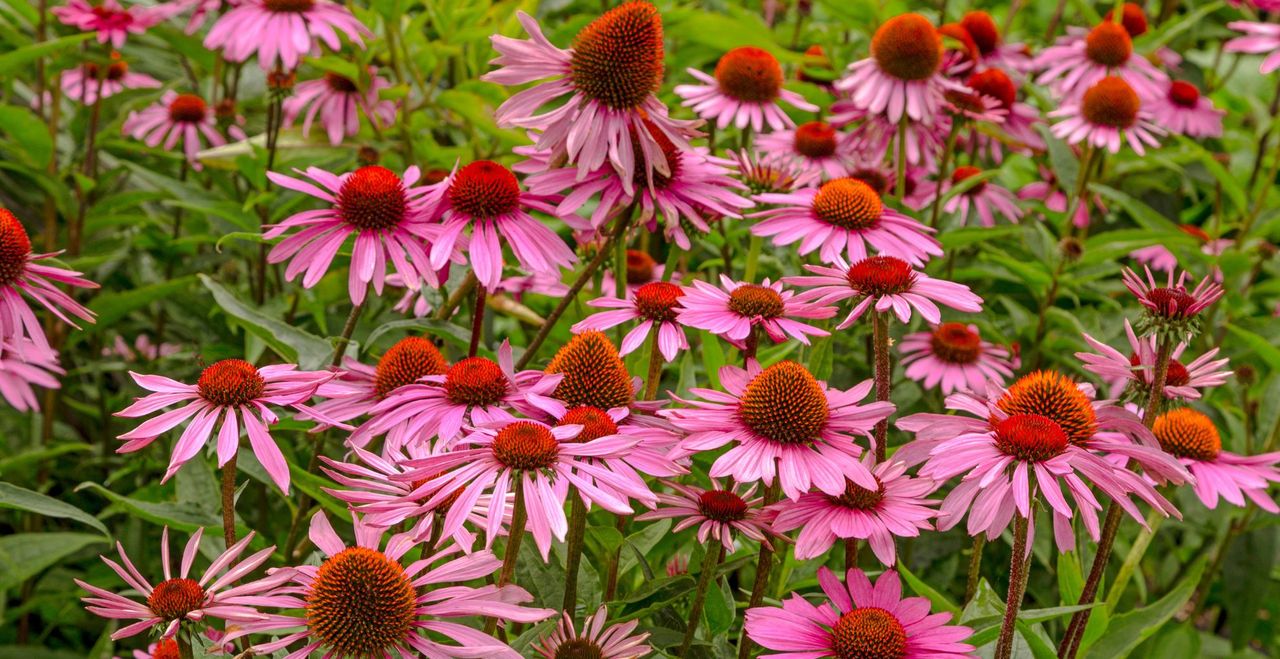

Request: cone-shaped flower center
left=872, top=13, right=942, bottom=81
left=570, top=1, right=664, bottom=110
left=147, top=578, right=206, bottom=620
left=630, top=119, right=682, bottom=190
left=738, top=361, right=829, bottom=444
left=951, top=166, right=986, bottom=195
left=794, top=121, right=838, bottom=159
left=633, top=281, right=684, bottom=322
left=557, top=406, right=619, bottom=442
left=1145, top=286, right=1199, bottom=319
left=1153, top=408, right=1220, bottom=461
left=337, top=166, right=408, bottom=231
left=961, top=11, right=1000, bottom=55
left=1168, top=81, right=1200, bottom=108
left=831, top=607, right=908, bottom=659
left=1126, top=353, right=1190, bottom=387
left=995, top=371, right=1098, bottom=445
left=547, top=331, right=635, bottom=410
left=150, top=639, right=180, bottom=659
left=845, top=256, right=916, bottom=297
left=813, top=178, right=883, bottom=230
left=411, top=471, right=465, bottom=512
left=828, top=478, right=886, bottom=510
left=448, top=160, right=520, bottom=219
left=198, top=359, right=265, bottom=407
left=374, top=337, right=448, bottom=398
left=967, top=68, right=1017, bottom=110
left=263, top=0, right=315, bottom=12
left=167, top=94, right=207, bottom=123
left=1104, top=3, right=1148, bottom=37
left=728, top=284, right=785, bottom=318
left=849, top=169, right=891, bottom=196
left=1084, top=22, right=1132, bottom=68
left=324, top=72, right=359, bottom=93
left=626, top=250, right=657, bottom=284
left=554, top=639, right=606, bottom=659
left=697, top=489, right=749, bottom=522
left=930, top=322, right=982, bottom=364
left=1081, top=76, right=1139, bottom=129
left=714, top=46, right=784, bottom=102
left=306, top=547, right=416, bottom=657
left=443, top=357, right=509, bottom=406
left=0, top=209, right=31, bottom=287
left=491, top=421, right=560, bottom=470
left=995, top=414, right=1070, bottom=462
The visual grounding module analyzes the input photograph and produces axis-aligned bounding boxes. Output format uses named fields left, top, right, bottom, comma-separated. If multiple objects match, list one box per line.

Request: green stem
left=743, top=235, right=763, bottom=282
left=964, top=534, right=986, bottom=604
left=468, top=282, right=486, bottom=358
left=894, top=116, right=908, bottom=201
left=736, top=481, right=781, bottom=659
left=485, top=478, right=527, bottom=635
left=929, top=120, right=962, bottom=229
left=1105, top=509, right=1164, bottom=611
left=560, top=488, right=588, bottom=614
left=643, top=331, right=664, bottom=400
left=220, top=454, right=237, bottom=548
left=678, top=545, right=723, bottom=656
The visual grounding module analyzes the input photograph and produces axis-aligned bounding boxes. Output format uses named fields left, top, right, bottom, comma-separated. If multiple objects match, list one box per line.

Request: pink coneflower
left=1153, top=408, right=1280, bottom=512
left=965, top=68, right=1045, bottom=161
left=755, top=121, right=855, bottom=180
left=1150, top=80, right=1224, bottom=138
left=635, top=479, right=777, bottom=552
left=121, top=91, right=235, bottom=169
left=836, top=13, right=960, bottom=125
left=53, top=0, right=178, bottom=48
left=121, top=638, right=180, bottom=659
left=536, top=606, right=651, bottom=659
left=1049, top=76, right=1163, bottom=155
left=350, top=340, right=555, bottom=449
left=302, top=335, right=448, bottom=431
left=180, top=0, right=220, bottom=34
left=1034, top=21, right=1168, bottom=101
left=283, top=69, right=396, bottom=146
left=397, top=419, right=649, bottom=558
left=833, top=103, right=949, bottom=168
left=787, top=255, right=983, bottom=328
left=771, top=458, right=936, bottom=565
left=0, top=339, right=63, bottom=411
left=114, top=359, right=335, bottom=492
left=745, top=567, right=975, bottom=659
left=525, top=396, right=685, bottom=480
left=921, top=165, right=1023, bottom=227
left=960, top=11, right=1034, bottom=73
left=203, top=0, right=370, bottom=71
left=1122, top=265, right=1224, bottom=337
left=104, top=334, right=181, bottom=362
left=731, top=147, right=816, bottom=194
left=677, top=275, right=833, bottom=349
left=751, top=177, right=942, bottom=266
left=76, top=528, right=278, bottom=640
left=572, top=282, right=688, bottom=362
left=899, top=322, right=1015, bottom=396
left=422, top=160, right=576, bottom=292
left=674, top=46, right=818, bottom=132
left=0, top=209, right=97, bottom=359
left=1226, top=21, right=1280, bottom=74
left=230, top=512, right=553, bottom=657
left=1018, top=165, right=1105, bottom=229
left=598, top=249, right=669, bottom=296
left=1078, top=320, right=1230, bottom=401
left=901, top=370, right=1189, bottom=552
left=61, top=54, right=160, bottom=105
left=664, top=360, right=893, bottom=500
left=482, top=3, right=697, bottom=195
left=265, top=165, right=439, bottom=305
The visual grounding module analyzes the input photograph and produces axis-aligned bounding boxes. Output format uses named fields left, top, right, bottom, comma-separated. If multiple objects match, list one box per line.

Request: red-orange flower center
left=738, top=361, right=829, bottom=444
left=167, top=93, right=207, bottom=123
left=872, top=13, right=942, bottom=81
left=849, top=168, right=891, bottom=196
left=443, top=357, right=509, bottom=406
left=491, top=421, right=560, bottom=470
left=197, top=359, right=265, bottom=407
left=147, top=578, right=206, bottom=620
left=306, top=546, right=416, bottom=656
left=995, top=371, right=1098, bottom=445
left=337, top=166, right=408, bottom=231
left=828, top=478, right=886, bottom=510
left=967, top=68, right=1017, bottom=110
left=1104, top=3, right=1149, bottom=37
left=633, top=281, right=684, bottom=322
left=546, top=331, right=635, bottom=410
left=0, top=209, right=31, bottom=287
left=554, top=639, right=607, bottom=659
left=448, top=160, right=520, bottom=219
left=697, top=489, right=749, bottom=522
left=728, top=284, right=785, bottom=318
left=557, top=406, right=619, bottom=442
left=324, top=72, right=359, bottom=93
left=570, top=1, right=664, bottom=110
left=951, top=165, right=986, bottom=195
left=626, top=250, right=657, bottom=284
left=930, top=322, right=982, bottom=364
left=831, top=607, right=908, bottom=659
left=1081, top=76, right=1139, bottom=129
left=1168, top=80, right=1200, bottom=108
left=794, top=121, right=838, bottom=159
left=961, top=11, right=1001, bottom=55
left=263, top=0, right=315, bottom=12
left=813, top=178, right=883, bottom=230
left=1152, top=408, right=1220, bottom=461
left=1146, top=286, right=1199, bottom=319
left=374, top=337, right=448, bottom=398
left=714, top=46, right=784, bottom=103
left=1126, top=353, right=1190, bottom=387
left=630, top=119, right=683, bottom=190
left=150, top=639, right=180, bottom=659
left=995, top=414, right=1070, bottom=462
left=1084, top=22, right=1133, bottom=68
left=845, top=256, right=916, bottom=297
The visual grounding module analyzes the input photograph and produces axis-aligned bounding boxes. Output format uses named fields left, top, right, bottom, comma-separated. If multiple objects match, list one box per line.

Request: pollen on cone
left=546, top=330, right=635, bottom=410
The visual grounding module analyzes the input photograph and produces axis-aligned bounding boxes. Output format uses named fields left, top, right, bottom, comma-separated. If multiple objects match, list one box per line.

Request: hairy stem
left=995, top=514, right=1031, bottom=659
left=220, top=454, right=238, bottom=548
left=561, top=489, right=588, bottom=614
left=872, top=311, right=891, bottom=462
left=469, top=283, right=487, bottom=358
left=679, top=545, right=723, bottom=656
left=736, top=481, right=781, bottom=659
left=965, top=534, right=986, bottom=604
left=485, top=479, right=527, bottom=635
left=643, top=332, right=665, bottom=400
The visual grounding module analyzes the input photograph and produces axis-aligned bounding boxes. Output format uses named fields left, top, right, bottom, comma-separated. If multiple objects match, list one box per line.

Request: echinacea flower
left=61, top=54, right=160, bottom=105
left=664, top=360, right=894, bottom=500
left=835, top=13, right=961, bottom=125
left=121, top=638, right=179, bottom=659
left=265, top=165, right=439, bottom=305
left=122, top=92, right=235, bottom=169
left=1049, top=76, right=1163, bottom=155
left=965, top=68, right=1046, bottom=160
left=635, top=479, right=777, bottom=552
left=744, top=567, right=974, bottom=659
left=76, top=528, right=278, bottom=640
left=771, top=458, right=936, bottom=565
left=1152, top=408, right=1280, bottom=512
left=0, top=209, right=97, bottom=359
left=677, top=275, right=834, bottom=349
left=1128, top=225, right=1232, bottom=277
left=1122, top=265, right=1224, bottom=339
left=756, top=121, right=856, bottom=180
left=572, top=282, right=688, bottom=362
left=535, top=606, right=651, bottom=659
left=203, top=0, right=371, bottom=71
left=731, top=147, right=816, bottom=194
left=921, top=165, right=1023, bottom=227
left=960, top=10, right=1034, bottom=73
left=751, top=177, right=943, bottom=266
left=544, top=330, right=660, bottom=415
left=1150, top=80, right=1225, bottom=138
left=0, top=338, right=63, bottom=411
left=1034, top=21, right=1168, bottom=101
left=674, top=46, right=818, bottom=132
left=1226, top=21, right=1280, bottom=75
left=1018, top=165, right=1105, bottom=229
left=899, top=322, right=1015, bottom=395
left=104, top=334, right=181, bottom=362
left=598, top=249, right=668, bottom=296
left=423, top=160, right=576, bottom=292
left=114, top=359, right=335, bottom=491
left=283, top=69, right=397, bottom=146
left=525, top=395, right=685, bottom=480
left=787, top=255, right=983, bottom=328
left=1078, top=321, right=1230, bottom=401
left=53, top=0, right=179, bottom=48
left=302, top=335, right=448, bottom=431
left=833, top=103, right=949, bottom=168
left=230, top=512, right=554, bottom=657
left=482, top=3, right=697, bottom=194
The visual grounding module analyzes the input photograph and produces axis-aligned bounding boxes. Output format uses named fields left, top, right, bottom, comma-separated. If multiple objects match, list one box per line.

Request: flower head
left=1035, top=20, right=1168, bottom=101
left=756, top=121, right=856, bottom=180
left=731, top=148, right=816, bottom=194
left=283, top=69, right=397, bottom=145
left=572, top=282, right=689, bottom=362
left=899, top=322, right=1015, bottom=395
left=1226, top=21, right=1280, bottom=75
left=1150, top=80, right=1224, bottom=138
left=675, top=46, right=818, bottom=132
left=636, top=479, right=777, bottom=552
left=922, top=166, right=1023, bottom=227
left=1049, top=76, right=1163, bottom=155
left=835, top=13, right=961, bottom=125
left=61, top=53, right=160, bottom=105
left=1153, top=408, right=1280, bottom=512
left=302, top=336, right=449, bottom=431
left=545, top=331, right=639, bottom=411
left=677, top=275, right=834, bottom=349
left=535, top=606, right=652, bottom=659
left=1078, top=320, right=1231, bottom=401
left=54, top=0, right=179, bottom=48
left=122, top=91, right=241, bottom=169
left=1122, top=265, right=1224, bottom=340
left=204, top=0, right=370, bottom=71
left=787, top=255, right=983, bottom=328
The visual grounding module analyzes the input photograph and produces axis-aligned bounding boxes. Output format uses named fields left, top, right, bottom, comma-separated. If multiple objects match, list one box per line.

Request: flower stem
left=995, top=513, right=1031, bottom=659
left=844, top=538, right=859, bottom=572
left=485, top=478, right=527, bottom=635
left=220, top=454, right=238, bottom=548
left=331, top=298, right=367, bottom=367
left=678, top=544, right=723, bottom=656
left=468, top=282, right=487, bottom=358
left=736, top=481, right=780, bottom=659
left=1104, top=508, right=1164, bottom=611
left=256, top=68, right=286, bottom=305
left=743, top=235, right=764, bottom=282
left=603, top=514, right=627, bottom=600
left=964, top=534, right=986, bottom=604
left=894, top=116, right=908, bottom=201
left=872, top=311, right=891, bottom=462
left=433, top=270, right=478, bottom=322
left=930, top=119, right=963, bottom=229
left=561, top=488, right=588, bottom=614
left=643, top=331, right=664, bottom=400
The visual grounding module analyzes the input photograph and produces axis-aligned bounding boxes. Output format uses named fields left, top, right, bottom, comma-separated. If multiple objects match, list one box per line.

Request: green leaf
left=86, top=276, right=198, bottom=330
left=1225, top=324, right=1280, bottom=371
left=1091, top=185, right=1180, bottom=232
left=0, top=482, right=108, bottom=536
left=77, top=482, right=220, bottom=533
left=1175, top=135, right=1247, bottom=213
left=1059, top=551, right=1084, bottom=605
left=899, top=562, right=961, bottom=615
left=363, top=318, right=474, bottom=353
left=0, top=532, right=106, bottom=590
left=1082, top=557, right=1207, bottom=659
left=199, top=274, right=332, bottom=369
left=618, top=519, right=671, bottom=578
left=0, top=33, right=94, bottom=77
left=0, top=105, right=53, bottom=168
left=0, top=443, right=93, bottom=473
left=939, top=225, right=1022, bottom=251
left=705, top=571, right=734, bottom=635
left=698, top=331, right=725, bottom=391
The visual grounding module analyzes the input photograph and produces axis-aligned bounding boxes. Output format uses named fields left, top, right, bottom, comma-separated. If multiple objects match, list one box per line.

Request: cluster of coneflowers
left=9, top=0, right=1273, bottom=656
